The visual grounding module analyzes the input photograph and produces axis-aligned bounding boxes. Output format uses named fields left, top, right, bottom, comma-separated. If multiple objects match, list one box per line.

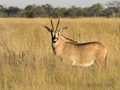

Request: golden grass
left=0, top=18, right=120, bottom=90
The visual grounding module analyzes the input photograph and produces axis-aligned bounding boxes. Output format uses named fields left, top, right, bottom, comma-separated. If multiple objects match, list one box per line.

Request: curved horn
left=51, top=19, right=54, bottom=30
left=56, top=18, right=60, bottom=31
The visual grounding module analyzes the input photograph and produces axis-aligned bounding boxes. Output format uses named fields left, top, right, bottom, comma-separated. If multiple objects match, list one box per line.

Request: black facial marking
left=51, top=32, right=59, bottom=43
left=52, top=36, right=58, bottom=43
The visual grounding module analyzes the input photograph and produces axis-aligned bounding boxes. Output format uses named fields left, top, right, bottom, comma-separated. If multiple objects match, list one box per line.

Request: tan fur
left=60, top=35, right=77, bottom=43
left=44, top=19, right=107, bottom=68
left=53, top=34, right=107, bottom=68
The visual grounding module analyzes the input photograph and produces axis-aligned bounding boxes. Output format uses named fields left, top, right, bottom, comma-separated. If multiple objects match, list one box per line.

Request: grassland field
left=0, top=18, right=120, bottom=90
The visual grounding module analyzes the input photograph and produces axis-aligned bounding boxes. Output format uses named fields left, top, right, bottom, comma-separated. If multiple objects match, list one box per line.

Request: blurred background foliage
left=0, top=0, right=120, bottom=18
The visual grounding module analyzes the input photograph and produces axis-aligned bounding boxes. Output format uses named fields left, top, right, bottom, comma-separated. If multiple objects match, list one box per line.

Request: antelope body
left=44, top=19, right=107, bottom=68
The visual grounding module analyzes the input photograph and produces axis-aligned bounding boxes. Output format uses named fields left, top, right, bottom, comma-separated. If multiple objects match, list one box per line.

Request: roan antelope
left=44, top=19, right=107, bottom=69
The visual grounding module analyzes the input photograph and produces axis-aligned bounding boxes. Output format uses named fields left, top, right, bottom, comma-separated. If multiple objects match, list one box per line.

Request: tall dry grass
left=0, top=18, right=120, bottom=90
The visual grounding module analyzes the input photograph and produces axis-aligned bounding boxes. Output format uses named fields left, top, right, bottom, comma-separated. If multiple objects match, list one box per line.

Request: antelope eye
left=56, top=33, right=59, bottom=38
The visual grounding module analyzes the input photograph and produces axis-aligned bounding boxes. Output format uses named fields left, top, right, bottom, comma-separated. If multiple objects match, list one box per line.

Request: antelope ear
left=44, top=26, right=52, bottom=32
left=58, top=27, right=68, bottom=33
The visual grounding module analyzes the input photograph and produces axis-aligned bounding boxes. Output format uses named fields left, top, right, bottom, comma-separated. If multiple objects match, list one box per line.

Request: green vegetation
left=0, top=18, right=119, bottom=90
left=0, top=0, right=120, bottom=18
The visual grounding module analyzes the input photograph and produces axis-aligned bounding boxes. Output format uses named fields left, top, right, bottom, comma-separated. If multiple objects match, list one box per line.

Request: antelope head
left=44, top=19, right=68, bottom=44
left=44, top=19, right=107, bottom=69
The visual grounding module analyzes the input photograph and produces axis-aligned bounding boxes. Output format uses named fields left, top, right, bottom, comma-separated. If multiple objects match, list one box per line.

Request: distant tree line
left=0, top=0, right=120, bottom=18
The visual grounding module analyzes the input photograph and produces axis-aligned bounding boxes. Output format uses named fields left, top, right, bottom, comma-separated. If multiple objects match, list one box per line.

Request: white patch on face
left=56, top=33, right=59, bottom=38
left=53, top=39, right=58, bottom=42
left=72, top=60, right=94, bottom=67
left=52, top=32, right=54, bottom=37
left=52, top=32, right=59, bottom=44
